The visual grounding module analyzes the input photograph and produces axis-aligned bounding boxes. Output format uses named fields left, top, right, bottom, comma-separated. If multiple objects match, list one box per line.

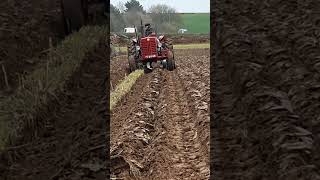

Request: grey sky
left=110, top=0, right=210, bottom=13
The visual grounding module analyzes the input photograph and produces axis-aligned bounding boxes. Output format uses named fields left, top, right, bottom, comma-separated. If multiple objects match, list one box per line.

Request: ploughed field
left=110, top=48, right=210, bottom=179
left=0, top=44, right=108, bottom=180
left=110, top=55, right=129, bottom=89
left=211, top=0, right=320, bottom=179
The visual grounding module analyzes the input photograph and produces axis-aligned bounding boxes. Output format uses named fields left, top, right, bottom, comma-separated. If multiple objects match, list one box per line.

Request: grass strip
left=0, top=25, right=107, bottom=150
left=110, top=70, right=144, bottom=111
left=173, top=43, right=210, bottom=49
left=119, top=46, right=128, bottom=52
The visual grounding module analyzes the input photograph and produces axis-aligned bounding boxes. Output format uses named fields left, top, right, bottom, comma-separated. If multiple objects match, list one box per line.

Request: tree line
left=110, top=0, right=183, bottom=33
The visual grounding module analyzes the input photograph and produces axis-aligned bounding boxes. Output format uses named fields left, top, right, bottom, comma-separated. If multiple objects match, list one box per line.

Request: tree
left=110, top=4, right=121, bottom=14
left=148, top=4, right=182, bottom=33
left=124, top=0, right=145, bottom=13
left=116, top=1, right=125, bottom=13
left=110, top=4, right=126, bottom=32
left=123, top=11, right=151, bottom=28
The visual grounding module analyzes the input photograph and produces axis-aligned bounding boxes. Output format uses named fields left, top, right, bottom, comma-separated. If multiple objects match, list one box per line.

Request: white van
left=124, top=27, right=137, bottom=34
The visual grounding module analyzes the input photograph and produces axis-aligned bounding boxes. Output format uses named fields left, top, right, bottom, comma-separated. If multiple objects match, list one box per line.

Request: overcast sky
left=110, top=0, right=210, bottom=13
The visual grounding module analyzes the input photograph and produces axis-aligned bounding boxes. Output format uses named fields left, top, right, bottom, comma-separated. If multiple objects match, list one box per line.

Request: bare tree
left=116, top=1, right=125, bottom=13
left=124, top=0, right=145, bottom=13
left=123, top=10, right=151, bottom=28
left=110, top=4, right=125, bottom=32
left=148, top=4, right=182, bottom=33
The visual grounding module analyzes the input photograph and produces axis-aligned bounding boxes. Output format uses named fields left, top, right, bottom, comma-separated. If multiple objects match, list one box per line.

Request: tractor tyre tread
left=128, top=55, right=136, bottom=73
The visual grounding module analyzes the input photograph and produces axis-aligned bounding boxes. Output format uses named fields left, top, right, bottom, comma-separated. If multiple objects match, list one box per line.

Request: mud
left=168, top=34, right=210, bottom=44
left=111, top=49, right=210, bottom=179
left=0, top=0, right=65, bottom=92
left=110, top=55, right=129, bottom=90
left=212, top=0, right=320, bottom=179
left=0, top=44, right=108, bottom=180
left=0, top=0, right=106, bottom=93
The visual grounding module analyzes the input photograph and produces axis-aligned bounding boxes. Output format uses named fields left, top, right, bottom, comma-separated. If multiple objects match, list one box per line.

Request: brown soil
left=0, top=0, right=105, bottom=94
left=168, top=34, right=210, bottom=44
left=0, top=0, right=65, bottom=92
left=110, top=49, right=210, bottom=179
left=0, top=44, right=108, bottom=180
left=110, top=55, right=129, bottom=90
left=212, top=0, right=320, bottom=179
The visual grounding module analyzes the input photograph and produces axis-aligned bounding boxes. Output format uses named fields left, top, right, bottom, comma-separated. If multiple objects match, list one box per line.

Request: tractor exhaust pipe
left=140, top=18, right=144, bottom=38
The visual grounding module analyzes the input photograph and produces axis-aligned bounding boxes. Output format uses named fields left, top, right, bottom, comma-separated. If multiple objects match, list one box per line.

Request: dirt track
left=110, top=49, right=210, bottom=179
left=0, top=45, right=107, bottom=180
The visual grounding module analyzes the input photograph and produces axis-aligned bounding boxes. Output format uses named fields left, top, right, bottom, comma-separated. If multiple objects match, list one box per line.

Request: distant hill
left=179, top=13, right=209, bottom=34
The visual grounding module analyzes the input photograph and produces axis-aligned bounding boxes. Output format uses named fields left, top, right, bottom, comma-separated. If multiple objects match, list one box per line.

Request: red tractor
left=128, top=23, right=176, bottom=73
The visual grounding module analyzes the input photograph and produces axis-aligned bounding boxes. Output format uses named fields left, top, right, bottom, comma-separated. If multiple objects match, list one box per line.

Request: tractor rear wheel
left=165, top=37, right=174, bottom=50
left=128, top=55, right=137, bottom=73
left=172, top=50, right=176, bottom=69
left=137, top=62, right=143, bottom=69
left=161, top=60, right=167, bottom=69
left=167, top=51, right=174, bottom=71
left=127, top=41, right=135, bottom=56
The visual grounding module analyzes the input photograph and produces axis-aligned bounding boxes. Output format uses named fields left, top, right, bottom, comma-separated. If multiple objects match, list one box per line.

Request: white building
left=178, top=29, right=188, bottom=34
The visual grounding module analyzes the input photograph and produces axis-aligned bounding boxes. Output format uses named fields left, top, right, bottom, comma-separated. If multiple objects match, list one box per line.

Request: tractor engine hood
left=140, top=37, right=158, bottom=59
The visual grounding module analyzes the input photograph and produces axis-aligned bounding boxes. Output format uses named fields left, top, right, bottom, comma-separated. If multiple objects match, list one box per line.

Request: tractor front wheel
left=165, top=38, right=174, bottom=50
left=172, top=50, right=176, bottom=69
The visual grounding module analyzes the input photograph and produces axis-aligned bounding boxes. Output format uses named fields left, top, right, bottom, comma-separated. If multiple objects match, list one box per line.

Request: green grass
left=110, top=70, right=144, bottom=111
left=180, top=13, right=210, bottom=34
left=174, top=43, right=210, bottom=49
left=0, top=26, right=107, bottom=151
